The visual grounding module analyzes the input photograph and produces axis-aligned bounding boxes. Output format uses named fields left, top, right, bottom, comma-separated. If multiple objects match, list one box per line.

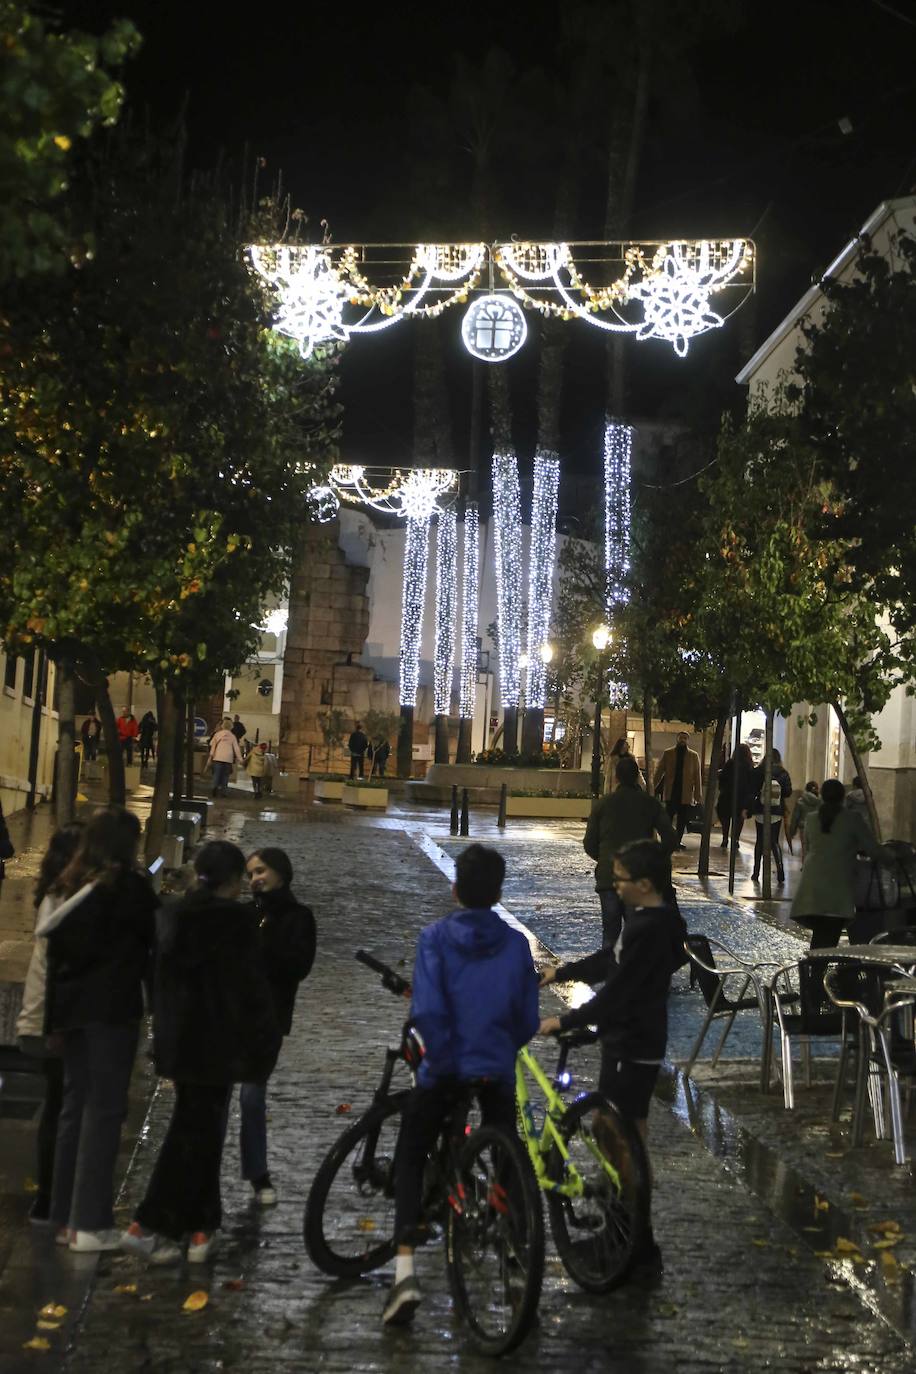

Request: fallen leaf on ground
left=835, top=1237, right=860, bottom=1253
left=751, top=1239, right=768, bottom=1248
left=35, top=1322, right=60, bottom=1331
left=182, top=1291, right=209, bottom=1313
left=140, top=1294, right=154, bottom=1302
left=815, top=1250, right=835, bottom=1259
left=881, top=1251, right=900, bottom=1272
left=849, top=1192, right=867, bottom=1207
left=868, top=1220, right=902, bottom=1235
left=38, top=1305, right=66, bottom=1320
left=113, top=1284, right=138, bottom=1295
left=22, top=1338, right=51, bottom=1351
left=222, top=1278, right=245, bottom=1291
left=357, top=1218, right=376, bottom=1232
left=825, top=1151, right=844, bottom=1159
left=873, top=1237, right=903, bottom=1249
left=814, top=1195, right=830, bottom=1212
left=335, top=1103, right=352, bottom=1115
left=24, top=1177, right=39, bottom=1194
left=803, top=1225, right=823, bottom=1233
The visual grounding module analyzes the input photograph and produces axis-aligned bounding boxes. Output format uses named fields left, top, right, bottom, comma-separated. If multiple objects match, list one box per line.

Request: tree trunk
left=145, top=686, right=181, bottom=865
left=26, top=648, right=47, bottom=811
left=522, top=707, right=544, bottom=757
left=698, top=711, right=727, bottom=879
left=55, top=657, right=77, bottom=824
left=762, top=711, right=774, bottom=901
left=502, top=706, right=518, bottom=757
left=642, top=691, right=653, bottom=786
left=434, top=713, right=451, bottom=764
left=397, top=704, right=414, bottom=778
left=832, top=698, right=881, bottom=839
left=456, top=717, right=473, bottom=764
left=95, top=675, right=125, bottom=805
left=728, top=695, right=743, bottom=896
left=171, top=690, right=185, bottom=801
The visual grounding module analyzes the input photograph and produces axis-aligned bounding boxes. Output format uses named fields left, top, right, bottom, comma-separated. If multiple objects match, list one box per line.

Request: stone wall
left=280, top=521, right=400, bottom=775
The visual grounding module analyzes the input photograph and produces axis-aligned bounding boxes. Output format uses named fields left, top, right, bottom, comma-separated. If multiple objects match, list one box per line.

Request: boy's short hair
left=614, top=838, right=669, bottom=895
left=615, top=755, right=640, bottom=786
left=454, top=844, right=506, bottom=908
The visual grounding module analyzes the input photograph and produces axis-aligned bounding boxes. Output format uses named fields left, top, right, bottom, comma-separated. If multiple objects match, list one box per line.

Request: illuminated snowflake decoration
left=398, top=469, right=453, bottom=521
left=306, top=483, right=340, bottom=522
left=250, top=246, right=350, bottom=358
left=626, top=253, right=725, bottom=358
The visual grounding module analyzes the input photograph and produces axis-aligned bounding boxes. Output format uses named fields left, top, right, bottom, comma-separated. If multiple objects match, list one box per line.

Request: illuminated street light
left=539, top=643, right=554, bottom=664
left=592, top=625, right=612, bottom=652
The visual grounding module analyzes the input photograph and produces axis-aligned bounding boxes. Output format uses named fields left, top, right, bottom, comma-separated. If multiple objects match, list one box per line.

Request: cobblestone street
left=2, top=801, right=915, bottom=1372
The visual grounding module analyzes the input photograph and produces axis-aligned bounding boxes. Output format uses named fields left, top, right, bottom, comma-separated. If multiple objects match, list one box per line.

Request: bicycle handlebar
left=355, top=949, right=411, bottom=999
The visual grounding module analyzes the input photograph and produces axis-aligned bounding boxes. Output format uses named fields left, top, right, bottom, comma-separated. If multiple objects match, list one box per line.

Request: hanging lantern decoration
left=460, top=294, right=528, bottom=362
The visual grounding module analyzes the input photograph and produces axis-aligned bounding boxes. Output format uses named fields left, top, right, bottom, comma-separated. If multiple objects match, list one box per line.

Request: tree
left=0, top=138, right=340, bottom=838
left=0, top=1, right=138, bottom=279
left=318, top=709, right=347, bottom=774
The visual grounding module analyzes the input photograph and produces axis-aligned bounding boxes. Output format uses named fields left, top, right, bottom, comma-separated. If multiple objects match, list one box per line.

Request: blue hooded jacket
left=410, top=907, right=540, bottom=1088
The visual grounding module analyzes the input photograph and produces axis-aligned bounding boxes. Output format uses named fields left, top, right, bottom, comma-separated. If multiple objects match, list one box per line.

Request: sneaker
left=253, top=1180, right=277, bottom=1207
left=69, top=1228, right=122, bottom=1253
left=382, top=1275, right=422, bottom=1327
left=187, top=1230, right=220, bottom=1263
left=28, top=1198, right=51, bottom=1226
left=120, top=1222, right=182, bottom=1265
left=54, top=1226, right=76, bottom=1247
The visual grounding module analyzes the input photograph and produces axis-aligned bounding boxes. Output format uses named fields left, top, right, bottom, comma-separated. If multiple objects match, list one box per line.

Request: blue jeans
left=211, top=760, right=232, bottom=795
left=238, top=1081, right=268, bottom=1181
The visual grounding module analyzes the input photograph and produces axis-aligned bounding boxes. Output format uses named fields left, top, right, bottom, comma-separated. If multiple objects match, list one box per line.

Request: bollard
left=450, top=784, right=459, bottom=835
left=459, top=787, right=470, bottom=837
left=497, top=782, right=507, bottom=829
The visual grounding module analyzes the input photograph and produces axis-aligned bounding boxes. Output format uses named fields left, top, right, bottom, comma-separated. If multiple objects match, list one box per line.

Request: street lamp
left=591, top=627, right=612, bottom=796
left=539, top=643, right=554, bottom=664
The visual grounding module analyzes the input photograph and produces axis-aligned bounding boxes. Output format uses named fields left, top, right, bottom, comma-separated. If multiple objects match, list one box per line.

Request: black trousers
left=666, top=800, right=689, bottom=845
left=349, top=754, right=365, bottom=779
left=36, top=1057, right=64, bottom=1208
left=136, top=1083, right=231, bottom=1239
left=753, top=822, right=784, bottom=879
left=393, top=1079, right=517, bottom=1245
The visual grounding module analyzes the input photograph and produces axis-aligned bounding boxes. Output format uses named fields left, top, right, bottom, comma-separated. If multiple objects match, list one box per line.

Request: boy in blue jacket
left=383, top=843, right=539, bottom=1327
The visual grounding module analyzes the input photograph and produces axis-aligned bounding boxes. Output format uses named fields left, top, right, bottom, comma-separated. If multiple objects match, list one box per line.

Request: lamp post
left=590, top=626, right=612, bottom=797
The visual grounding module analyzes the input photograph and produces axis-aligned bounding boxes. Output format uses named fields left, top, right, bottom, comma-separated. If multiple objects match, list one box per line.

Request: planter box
left=342, top=784, right=389, bottom=810
left=314, top=779, right=345, bottom=802
left=123, top=763, right=142, bottom=793
left=273, top=772, right=300, bottom=797
left=506, top=796, right=592, bottom=819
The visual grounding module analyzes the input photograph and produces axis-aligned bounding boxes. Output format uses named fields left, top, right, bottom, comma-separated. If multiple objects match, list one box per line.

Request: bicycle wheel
left=545, top=1091, right=650, bottom=1293
left=446, top=1124, right=544, bottom=1356
left=304, top=1092, right=408, bottom=1277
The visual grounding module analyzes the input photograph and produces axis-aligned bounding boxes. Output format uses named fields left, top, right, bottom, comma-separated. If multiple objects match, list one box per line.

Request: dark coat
left=716, top=758, right=757, bottom=820
left=583, top=786, right=676, bottom=891
left=253, top=888, right=316, bottom=1035
left=152, top=893, right=281, bottom=1085
left=42, top=871, right=158, bottom=1032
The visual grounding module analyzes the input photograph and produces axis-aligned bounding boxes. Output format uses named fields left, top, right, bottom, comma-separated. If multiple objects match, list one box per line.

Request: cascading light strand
left=458, top=502, right=480, bottom=720
left=526, top=452, right=560, bottom=710
left=604, top=421, right=633, bottom=710
left=492, top=451, right=523, bottom=708
left=434, top=509, right=457, bottom=717
left=399, top=513, right=431, bottom=707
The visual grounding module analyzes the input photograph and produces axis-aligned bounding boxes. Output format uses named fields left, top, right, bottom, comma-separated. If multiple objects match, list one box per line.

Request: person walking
left=653, top=731, right=701, bottom=850
left=230, top=714, right=247, bottom=744
left=373, top=738, right=391, bottom=778
left=15, top=822, right=85, bottom=1225
left=122, top=842, right=280, bottom=1265
left=791, top=779, right=893, bottom=947
left=751, top=749, right=792, bottom=885
left=845, top=776, right=872, bottom=829
left=788, top=781, right=820, bottom=859
left=607, top=737, right=645, bottom=791
left=80, top=714, right=102, bottom=763
left=40, top=808, right=158, bottom=1252
left=348, top=721, right=368, bottom=779
left=584, top=755, right=677, bottom=948
left=715, top=743, right=755, bottom=849
left=206, top=717, right=243, bottom=797
left=245, top=741, right=269, bottom=798
left=116, top=709, right=139, bottom=766
left=138, top=711, right=158, bottom=768
left=233, top=848, right=316, bottom=1205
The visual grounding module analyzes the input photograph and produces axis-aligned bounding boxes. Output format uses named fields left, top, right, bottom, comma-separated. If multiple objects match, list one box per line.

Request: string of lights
left=604, top=421, right=633, bottom=710
left=525, top=452, right=560, bottom=710
left=434, top=509, right=457, bottom=717
left=493, top=452, right=523, bottom=709
left=399, top=513, right=431, bottom=708
left=458, top=502, right=480, bottom=720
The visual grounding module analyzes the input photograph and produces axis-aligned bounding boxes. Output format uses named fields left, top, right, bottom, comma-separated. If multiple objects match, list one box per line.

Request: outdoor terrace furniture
left=825, top=963, right=916, bottom=1165
left=682, top=934, right=785, bottom=1079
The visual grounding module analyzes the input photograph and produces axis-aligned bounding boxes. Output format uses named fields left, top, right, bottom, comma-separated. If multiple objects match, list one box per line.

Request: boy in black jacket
left=539, top=838, right=687, bottom=1275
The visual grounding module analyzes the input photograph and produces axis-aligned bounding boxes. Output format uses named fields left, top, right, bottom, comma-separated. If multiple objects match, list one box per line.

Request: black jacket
left=348, top=729, right=368, bottom=756
left=583, top=787, right=676, bottom=891
left=44, top=871, right=158, bottom=1032
left=556, top=903, right=687, bottom=1060
left=253, top=888, right=316, bottom=1035
left=152, top=893, right=281, bottom=1085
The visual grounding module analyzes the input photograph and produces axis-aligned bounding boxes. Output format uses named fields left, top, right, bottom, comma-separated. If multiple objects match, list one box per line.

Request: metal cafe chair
left=683, top=934, right=783, bottom=1079
left=764, top=955, right=864, bottom=1109
left=825, top=967, right=916, bottom=1165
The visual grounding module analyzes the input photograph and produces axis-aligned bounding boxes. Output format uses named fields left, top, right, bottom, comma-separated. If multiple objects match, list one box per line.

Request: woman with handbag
left=791, top=779, right=894, bottom=947
left=122, top=841, right=280, bottom=1265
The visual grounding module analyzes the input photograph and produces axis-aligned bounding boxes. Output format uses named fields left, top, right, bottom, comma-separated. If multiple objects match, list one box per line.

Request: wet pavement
left=0, top=795, right=915, bottom=1370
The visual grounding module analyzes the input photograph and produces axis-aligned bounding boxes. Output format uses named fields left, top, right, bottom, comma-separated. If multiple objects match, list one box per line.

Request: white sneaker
left=382, top=1275, right=422, bottom=1326
left=120, top=1224, right=182, bottom=1265
left=187, top=1230, right=220, bottom=1263
left=55, top=1226, right=76, bottom=1247
left=254, top=1184, right=277, bottom=1207
left=69, top=1228, right=122, bottom=1253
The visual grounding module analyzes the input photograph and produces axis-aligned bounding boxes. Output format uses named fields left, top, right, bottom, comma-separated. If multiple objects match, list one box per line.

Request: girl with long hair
left=791, top=779, right=892, bottom=947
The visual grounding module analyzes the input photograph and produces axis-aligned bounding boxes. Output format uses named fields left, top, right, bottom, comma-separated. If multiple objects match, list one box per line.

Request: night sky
left=60, top=0, right=916, bottom=477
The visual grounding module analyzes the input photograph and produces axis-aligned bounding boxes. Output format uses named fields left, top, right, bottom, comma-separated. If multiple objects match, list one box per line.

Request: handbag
left=854, top=859, right=899, bottom=912
left=684, top=804, right=705, bottom=835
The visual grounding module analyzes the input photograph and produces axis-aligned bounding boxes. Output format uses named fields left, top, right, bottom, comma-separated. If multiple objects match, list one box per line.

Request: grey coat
left=791, top=808, right=886, bottom=922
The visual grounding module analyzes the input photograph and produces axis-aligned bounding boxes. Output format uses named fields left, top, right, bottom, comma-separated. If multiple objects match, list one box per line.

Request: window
left=22, top=648, right=35, bottom=700
left=3, top=654, right=17, bottom=692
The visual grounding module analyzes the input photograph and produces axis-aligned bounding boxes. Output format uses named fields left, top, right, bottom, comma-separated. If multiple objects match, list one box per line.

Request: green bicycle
left=515, top=1031, right=651, bottom=1292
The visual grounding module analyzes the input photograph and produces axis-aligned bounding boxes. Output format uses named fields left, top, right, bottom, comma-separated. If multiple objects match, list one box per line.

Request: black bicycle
left=304, top=950, right=545, bottom=1356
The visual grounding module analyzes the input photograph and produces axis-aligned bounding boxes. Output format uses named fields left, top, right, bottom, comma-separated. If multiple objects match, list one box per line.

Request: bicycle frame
left=515, top=1044, right=623, bottom=1197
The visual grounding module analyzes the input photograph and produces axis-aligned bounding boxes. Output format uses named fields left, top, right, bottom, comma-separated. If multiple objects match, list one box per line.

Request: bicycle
left=515, top=1033, right=651, bottom=1291
left=304, top=950, right=545, bottom=1356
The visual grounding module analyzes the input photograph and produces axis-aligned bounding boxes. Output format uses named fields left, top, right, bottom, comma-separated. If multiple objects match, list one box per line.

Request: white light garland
left=459, top=502, right=480, bottom=720
left=329, top=464, right=456, bottom=517
left=525, top=452, right=560, bottom=710
left=604, top=421, right=632, bottom=710
left=434, top=509, right=457, bottom=716
left=492, top=452, right=523, bottom=708
left=399, top=514, right=431, bottom=708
